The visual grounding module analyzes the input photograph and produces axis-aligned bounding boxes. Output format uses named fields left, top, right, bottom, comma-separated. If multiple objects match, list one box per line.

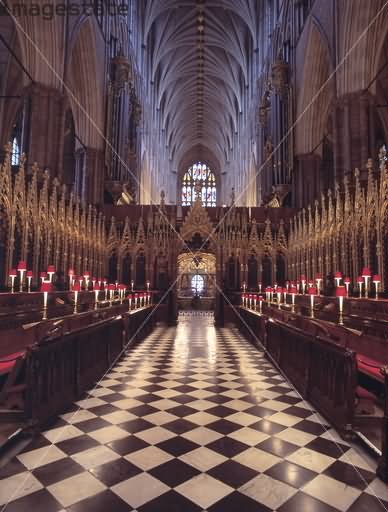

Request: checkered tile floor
left=0, top=315, right=387, bottom=511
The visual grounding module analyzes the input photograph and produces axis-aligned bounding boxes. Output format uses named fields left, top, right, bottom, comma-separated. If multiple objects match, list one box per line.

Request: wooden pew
left=0, top=305, right=155, bottom=429
left=265, top=318, right=359, bottom=438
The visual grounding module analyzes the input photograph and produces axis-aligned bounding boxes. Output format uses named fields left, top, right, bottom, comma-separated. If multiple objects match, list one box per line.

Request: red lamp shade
left=315, top=273, right=323, bottom=280
left=373, top=274, right=381, bottom=282
left=47, top=265, right=55, bottom=273
left=39, top=271, right=47, bottom=279
left=308, top=281, right=314, bottom=287
left=277, top=286, right=282, bottom=293
left=72, top=282, right=81, bottom=292
left=83, top=271, right=90, bottom=277
left=336, top=286, right=346, bottom=297
left=300, top=275, right=306, bottom=281
left=357, top=276, right=364, bottom=284
left=108, top=284, right=115, bottom=291
left=290, top=286, right=297, bottom=294
left=41, top=281, right=52, bottom=293
left=17, top=260, right=27, bottom=271
left=362, top=267, right=371, bottom=277
left=285, top=281, right=290, bottom=286
left=308, top=287, right=317, bottom=296
left=94, top=283, right=101, bottom=291
left=334, top=271, right=342, bottom=278
left=27, top=270, right=33, bottom=278
left=9, top=268, right=17, bottom=277
left=258, top=296, right=264, bottom=301
left=282, top=287, right=287, bottom=293
left=68, top=268, right=75, bottom=275
left=92, top=276, right=97, bottom=282
left=344, top=277, right=351, bottom=284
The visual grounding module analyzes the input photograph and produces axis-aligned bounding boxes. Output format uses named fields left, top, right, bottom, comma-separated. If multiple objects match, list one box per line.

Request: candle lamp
left=120, top=285, right=126, bottom=304
left=92, top=277, right=96, bottom=290
left=134, top=293, right=139, bottom=308
left=9, top=268, right=17, bottom=293
left=68, top=269, right=75, bottom=290
left=147, top=281, right=150, bottom=292
left=78, top=276, right=84, bottom=291
left=265, top=287, right=270, bottom=302
left=73, top=282, right=80, bottom=314
left=357, top=276, right=363, bottom=298
left=334, top=271, right=342, bottom=288
left=343, top=277, right=351, bottom=297
left=308, top=280, right=314, bottom=290
left=258, top=296, right=263, bottom=314
left=283, top=287, right=288, bottom=305
left=115, top=280, right=118, bottom=290
left=258, top=282, right=262, bottom=293
left=103, top=279, right=108, bottom=300
left=242, top=282, right=246, bottom=293
left=373, top=275, right=381, bottom=300
left=290, top=285, right=297, bottom=310
left=296, top=280, right=300, bottom=293
left=315, top=273, right=323, bottom=295
left=277, top=286, right=282, bottom=307
left=108, top=284, right=115, bottom=305
left=308, top=287, right=317, bottom=317
left=83, top=271, right=90, bottom=289
left=128, top=293, right=132, bottom=311
left=27, top=270, right=33, bottom=293
left=94, top=283, right=100, bottom=309
left=47, top=265, right=55, bottom=283
left=300, top=275, right=306, bottom=294
left=41, top=280, right=52, bottom=320
left=285, top=281, right=290, bottom=293
left=253, top=294, right=257, bottom=310
left=336, top=285, right=346, bottom=325
left=362, top=267, right=371, bottom=298
left=249, top=294, right=253, bottom=309
left=17, top=261, right=27, bottom=292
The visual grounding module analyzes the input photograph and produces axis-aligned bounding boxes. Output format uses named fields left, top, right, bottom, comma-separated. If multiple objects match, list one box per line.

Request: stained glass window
left=11, top=137, right=20, bottom=166
left=181, top=162, right=216, bottom=207
left=191, top=274, right=204, bottom=295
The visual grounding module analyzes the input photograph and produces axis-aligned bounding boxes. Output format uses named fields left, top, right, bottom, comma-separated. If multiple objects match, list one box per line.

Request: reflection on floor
left=0, top=315, right=386, bottom=511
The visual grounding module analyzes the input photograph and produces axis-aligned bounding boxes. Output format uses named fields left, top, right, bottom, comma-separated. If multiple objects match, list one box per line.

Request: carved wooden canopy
left=180, top=197, right=214, bottom=241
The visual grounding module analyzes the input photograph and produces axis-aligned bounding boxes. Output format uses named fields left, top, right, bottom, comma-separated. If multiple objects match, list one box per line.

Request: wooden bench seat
left=357, top=355, right=384, bottom=383
left=0, top=351, right=26, bottom=376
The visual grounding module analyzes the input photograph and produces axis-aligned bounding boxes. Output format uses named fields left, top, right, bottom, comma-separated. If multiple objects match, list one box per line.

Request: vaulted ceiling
left=142, top=0, right=258, bottom=172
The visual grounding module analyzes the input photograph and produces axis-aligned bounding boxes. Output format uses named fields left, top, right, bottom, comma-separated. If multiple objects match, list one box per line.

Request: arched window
left=11, top=137, right=20, bottom=166
left=191, top=274, right=204, bottom=295
left=10, top=106, right=23, bottom=167
left=182, top=162, right=216, bottom=207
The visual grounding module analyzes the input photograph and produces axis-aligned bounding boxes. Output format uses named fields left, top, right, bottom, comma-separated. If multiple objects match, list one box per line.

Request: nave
left=0, top=314, right=386, bottom=512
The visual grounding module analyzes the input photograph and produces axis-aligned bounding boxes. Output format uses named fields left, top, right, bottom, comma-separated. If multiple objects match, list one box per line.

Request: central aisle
left=0, top=313, right=386, bottom=511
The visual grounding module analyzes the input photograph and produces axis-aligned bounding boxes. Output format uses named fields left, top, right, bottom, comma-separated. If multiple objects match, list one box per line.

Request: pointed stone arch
left=295, top=20, right=334, bottom=156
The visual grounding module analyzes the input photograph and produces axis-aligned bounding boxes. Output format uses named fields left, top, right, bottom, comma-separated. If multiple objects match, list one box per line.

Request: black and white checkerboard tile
left=0, top=316, right=386, bottom=511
